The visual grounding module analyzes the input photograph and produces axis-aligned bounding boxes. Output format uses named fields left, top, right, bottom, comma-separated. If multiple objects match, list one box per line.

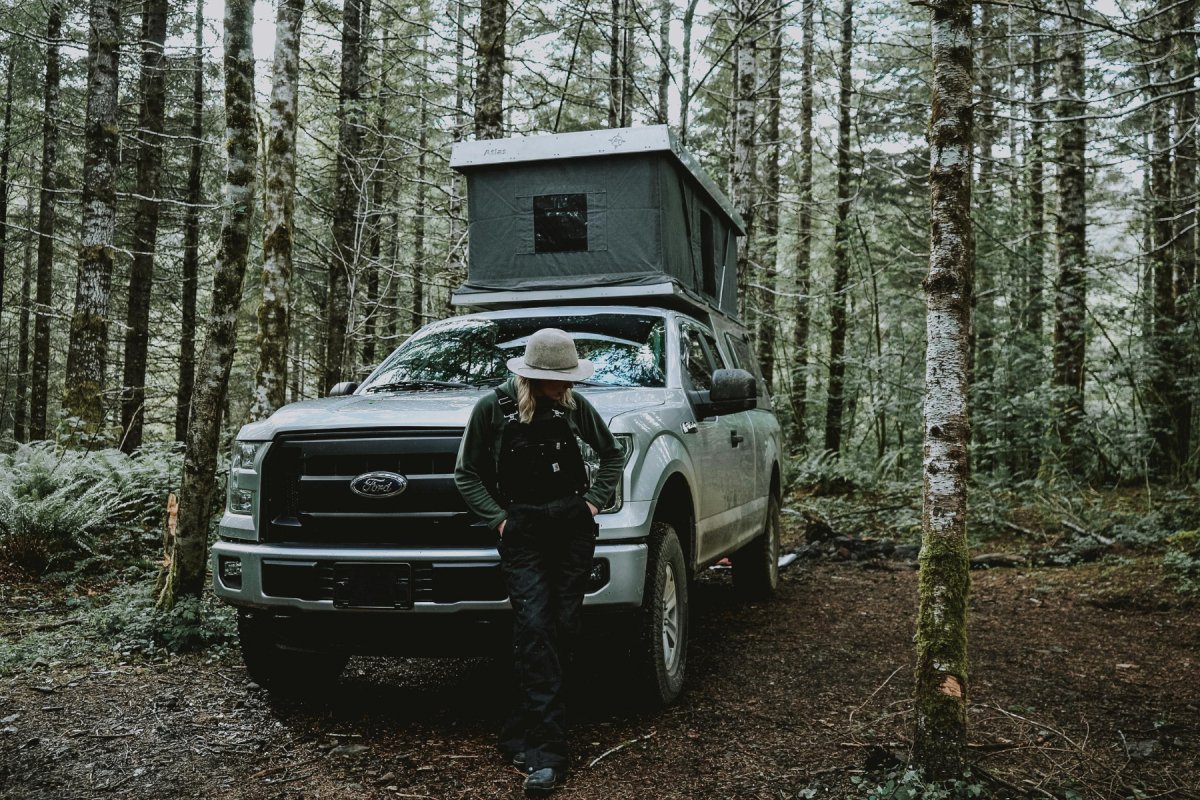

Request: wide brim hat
left=506, top=327, right=595, bottom=382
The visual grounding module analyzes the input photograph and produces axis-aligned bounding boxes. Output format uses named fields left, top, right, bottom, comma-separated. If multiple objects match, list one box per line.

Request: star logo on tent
left=610, top=134, right=626, bottom=148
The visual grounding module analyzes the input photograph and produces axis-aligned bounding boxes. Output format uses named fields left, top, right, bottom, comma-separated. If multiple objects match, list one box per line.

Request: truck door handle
left=730, top=430, right=744, bottom=447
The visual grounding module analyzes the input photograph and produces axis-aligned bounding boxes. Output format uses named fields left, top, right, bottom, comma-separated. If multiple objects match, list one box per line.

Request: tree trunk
left=824, top=0, right=854, bottom=456
left=731, top=0, right=756, bottom=321
left=679, top=0, right=700, bottom=144
left=175, top=0, right=205, bottom=443
left=620, top=0, right=633, bottom=127
left=324, top=0, right=370, bottom=393
left=754, top=0, right=782, bottom=392
left=1027, top=29, right=1045, bottom=339
left=14, top=201, right=32, bottom=443
left=30, top=2, right=63, bottom=442
left=0, top=54, right=12, bottom=327
left=64, top=0, right=122, bottom=438
left=912, top=0, right=972, bottom=778
left=119, top=0, right=170, bottom=453
left=165, top=0, right=258, bottom=604
left=250, top=0, right=305, bottom=422
left=412, top=90, right=428, bottom=330
left=789, top=0, right=815, bottom=453
left=609, top=0, right=621, bottom=127
left=971, top=2, right=994, bottom=470
left=657, top=0, right=670, bottom=124
left=1049, top=0, right=1088, bottom=467
left=475, top=0, right=506, bottom=139
left=1172, top=0, right=1196, bottom=475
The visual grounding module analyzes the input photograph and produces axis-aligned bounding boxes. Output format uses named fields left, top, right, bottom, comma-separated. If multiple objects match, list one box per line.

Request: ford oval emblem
left=350, top=471, right=409, bottom=498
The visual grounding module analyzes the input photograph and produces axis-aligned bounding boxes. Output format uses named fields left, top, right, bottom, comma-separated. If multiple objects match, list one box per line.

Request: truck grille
left=260, top=429, right=494, bottom=546
left=261, top=560, right=508, bottom=603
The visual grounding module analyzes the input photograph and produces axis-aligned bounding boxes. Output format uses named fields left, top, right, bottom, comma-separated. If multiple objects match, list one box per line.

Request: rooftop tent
left=449, top=126, right=746, bottom=320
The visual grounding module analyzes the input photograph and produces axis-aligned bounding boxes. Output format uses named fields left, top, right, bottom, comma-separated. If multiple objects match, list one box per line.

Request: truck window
left=680, top=324, right=719, bottom=391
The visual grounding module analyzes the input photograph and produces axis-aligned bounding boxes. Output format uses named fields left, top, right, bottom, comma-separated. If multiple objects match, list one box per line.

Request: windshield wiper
left=365, top=379, right=471, bottom=393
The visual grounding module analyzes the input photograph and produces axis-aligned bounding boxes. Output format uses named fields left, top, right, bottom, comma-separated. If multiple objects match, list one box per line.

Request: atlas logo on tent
left=349, top=471, right=409, bottom=498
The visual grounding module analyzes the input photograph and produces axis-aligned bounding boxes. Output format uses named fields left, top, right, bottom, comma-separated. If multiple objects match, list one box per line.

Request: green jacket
left=454, top=378, right=624, bottom=529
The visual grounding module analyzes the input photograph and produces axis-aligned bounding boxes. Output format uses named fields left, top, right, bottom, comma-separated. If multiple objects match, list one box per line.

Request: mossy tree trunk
left=754, top=0, right=782, bottom=392
left=789, top=0, right=815, bottom=453
left=475, top=0, right=506, bottom=140
left=912, top=0, right=972, bottom=780
left=175, top=0, right=205, bottom=443
left=119, top=0, right=169, bottom=453
left=29, top=1, right=62, bottom=442
left=164, top=0, right=258, bottom=605
left=1174, top=0, right=1197, bottom=476
left=250, top=0, right=305, bottom=422
left=324, top=0, right=369, bottom=393
left=823, top=0, right=854, bottom=457
left=1050, top=0, right=1088, bottom=469
left=731, top=0, right=756, bottom=321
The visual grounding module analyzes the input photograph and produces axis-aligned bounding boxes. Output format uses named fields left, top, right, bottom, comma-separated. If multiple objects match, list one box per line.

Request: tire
left=634, top=521, right=689, bottom=707
left=732, top=493, right=781, bottom=601
left=237, top=610, right=348, bottom=694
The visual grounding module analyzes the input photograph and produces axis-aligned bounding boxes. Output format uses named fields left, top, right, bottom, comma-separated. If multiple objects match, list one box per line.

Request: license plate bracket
left=333, top=562, right=413, bottom=609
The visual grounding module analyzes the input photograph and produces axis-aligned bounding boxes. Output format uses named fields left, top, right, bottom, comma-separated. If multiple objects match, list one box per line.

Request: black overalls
left=495, top=392, right=599, bottom=772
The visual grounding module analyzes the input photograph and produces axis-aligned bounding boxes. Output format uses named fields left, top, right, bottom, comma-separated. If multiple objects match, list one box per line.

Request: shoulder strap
left=494, top=386, right=519, bottom=422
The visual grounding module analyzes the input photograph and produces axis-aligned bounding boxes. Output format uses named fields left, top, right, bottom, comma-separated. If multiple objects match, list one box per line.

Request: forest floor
left=0, top=494, right=1198, bottom=800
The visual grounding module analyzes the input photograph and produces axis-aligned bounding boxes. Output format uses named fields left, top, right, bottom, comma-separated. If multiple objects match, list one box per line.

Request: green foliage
left=0, top=442, right=182, bottom=574
left=1163, top=529, right=1200, bottom=594
left=89, top=582, right=236, bottom=654
left=852, top=769, right=987, bottom=800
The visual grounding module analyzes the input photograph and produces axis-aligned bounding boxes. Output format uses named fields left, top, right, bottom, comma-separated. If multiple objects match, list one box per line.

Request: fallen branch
left=587, top=729, right=657, bottom=768
left=1061, top=519, right=1115, bottom=546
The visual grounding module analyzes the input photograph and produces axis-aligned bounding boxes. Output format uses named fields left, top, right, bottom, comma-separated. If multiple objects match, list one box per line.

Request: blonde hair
left=515, top=376, right=576, bottom=423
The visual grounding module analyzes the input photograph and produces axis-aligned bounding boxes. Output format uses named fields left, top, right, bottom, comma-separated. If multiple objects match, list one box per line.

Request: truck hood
left=238, top=386, right=667, bottom=440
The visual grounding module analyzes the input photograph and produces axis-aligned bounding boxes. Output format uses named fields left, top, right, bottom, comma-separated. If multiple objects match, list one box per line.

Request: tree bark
left=608, top=0, right=621, bottom=127
left=731, top=0, right=756, bottom=321
left=1027, top=28, right=1045, bottom=339
left=30, top=2, right=63, bottom=442
left=913, top=0, right=972, bottom=778
left=324, top=0, right=370, bottom=393
left=14, top=195, right=33, bottom=443
left=412, top=89, right=429, bottom=331
left=119, top=0, right=170, bottom=452
left=64, top=0, right=122, bottom=438
left=824, top=0, right=854, bottom=456
left=175, top=0, right=205, bottom=442
left=250, top=0, right=305, bottom=422
left=475, top=0, right=507, bottom=139
left=1049, top=0, right=1088, bottom=467
left=754, top=0, right=782, bottom=392
left=788, top=0, right=815, bottom=453
left=0, top=54, right=13, bottom=328
left=679, top=0, right=700, bottom=145
left=657, top=0, right=670, bottom=124
left=620, top=0, right=633, bottom=127
left=1172, top=0, right=1196, bottom=475
left=165, top=0, right=258, bottom=604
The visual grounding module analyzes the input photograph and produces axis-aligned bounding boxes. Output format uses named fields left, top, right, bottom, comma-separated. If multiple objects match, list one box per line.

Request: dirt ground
left=1, top=551, right=1198, bottom=799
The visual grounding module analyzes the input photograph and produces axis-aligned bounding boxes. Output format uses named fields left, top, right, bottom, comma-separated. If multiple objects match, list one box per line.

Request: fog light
left=586, top=559, right=609, bottom=592
left=230, top=488, right=254, bottom=514
left=219, top=556, right=243, bottom=589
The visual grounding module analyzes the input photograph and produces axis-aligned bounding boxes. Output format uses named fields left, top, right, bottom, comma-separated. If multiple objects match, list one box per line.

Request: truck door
left=679, top=322, right=757, bottom=564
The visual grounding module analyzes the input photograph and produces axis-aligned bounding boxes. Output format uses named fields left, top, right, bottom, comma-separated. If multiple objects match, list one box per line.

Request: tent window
left=700, top=212, right=716, bottom=295
left=533, top=193, right=588, bottom=253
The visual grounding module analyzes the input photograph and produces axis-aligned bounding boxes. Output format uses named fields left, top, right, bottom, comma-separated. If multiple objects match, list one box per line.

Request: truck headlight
left=227, top=441, right=266, bottom=515
left=579, top=434, right=634, bottom=513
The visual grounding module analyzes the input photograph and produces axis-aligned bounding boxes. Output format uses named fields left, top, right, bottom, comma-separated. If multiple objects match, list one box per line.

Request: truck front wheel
left=634, top=521, right=689, bottom=706
left=237, top=610, right=348, bottom=693
left=732, top=493, right=781, bottom=600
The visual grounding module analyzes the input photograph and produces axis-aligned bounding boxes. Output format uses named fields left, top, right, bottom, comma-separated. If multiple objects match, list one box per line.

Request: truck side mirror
left=690, top=368, right=757, bottom=418
left=328, top=381, right=359, bottom=397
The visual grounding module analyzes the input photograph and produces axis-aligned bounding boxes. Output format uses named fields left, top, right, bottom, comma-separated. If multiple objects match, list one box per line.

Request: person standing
left=455, top=328, right=624, bottom=795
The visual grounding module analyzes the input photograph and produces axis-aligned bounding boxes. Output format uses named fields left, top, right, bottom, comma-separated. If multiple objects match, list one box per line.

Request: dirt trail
left=1, top=561, right=1197, bottom=799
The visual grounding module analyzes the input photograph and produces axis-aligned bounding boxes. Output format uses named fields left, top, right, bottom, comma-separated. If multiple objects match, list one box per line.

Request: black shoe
left=523, top=767, right=565, bottom=795
left=511, top=752, right=527, bottom=771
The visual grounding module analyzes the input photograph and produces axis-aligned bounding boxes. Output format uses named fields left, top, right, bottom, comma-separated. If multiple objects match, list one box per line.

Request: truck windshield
left=361, top=314, right=668, bottom=391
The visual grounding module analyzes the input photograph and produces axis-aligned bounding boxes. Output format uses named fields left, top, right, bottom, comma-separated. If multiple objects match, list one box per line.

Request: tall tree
left=250, top=0, right=305, bottom=422
left=119, top=0, right=170, bottom=452
left=324, top=0, right=370, bottom=393
left=175, top=0, right=205, bottom=442
left=730, top=0, right=756, bottom=318
left=656, top=0, right=670, bottom=124
left=30, top=2, right=63, bottom=441
left=0, top=54, right=13, bottom=327
left=14, top=208, right=32, bottom=442
left=1171, top=0, right=1196, bottom=474
left=913, top=0, right=972, bottom=778
left=679, top=0, right=701, bottom=144
left=823, top=0, right=854, bottom=456
left=475, top=0, right=507, bottom=139
left=64, top=0, right=122, bottom=435
left=789, top=0, right=815, bottom=452
left=1027, top=28, right=1046, bottom=339
left=164, top=0, right=258, bottom=604
left=754, top=0, right=782, bottom=390
left=1049, top=0, right=1088, bottom=467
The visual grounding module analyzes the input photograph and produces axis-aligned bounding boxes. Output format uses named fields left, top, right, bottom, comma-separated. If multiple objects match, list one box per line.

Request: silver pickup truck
left=212, top=303, right=782, bottom=704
